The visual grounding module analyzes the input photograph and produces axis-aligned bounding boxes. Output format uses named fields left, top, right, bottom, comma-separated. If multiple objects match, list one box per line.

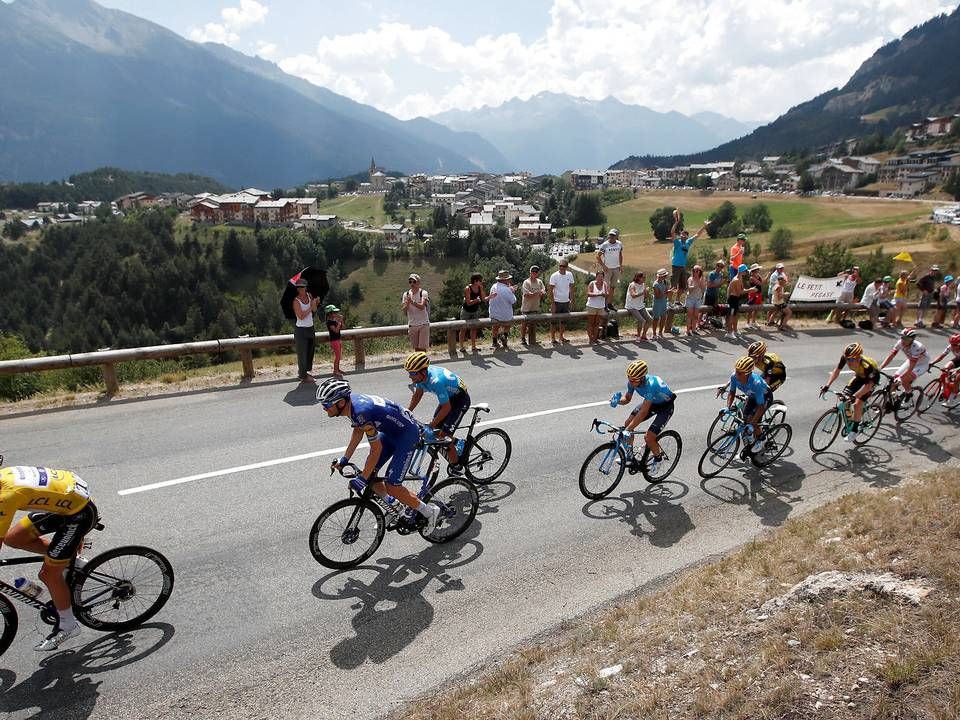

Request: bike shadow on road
left=310, top=521, right=484, bottom=669
left=810, top=444, right=900, bottom=488
left=887, top=417, right=957, bottom=465
left=699, top=454, right=805, bottom=528
left=475, top=480, right=517, bottom=516
left=580, top=480, right=694, bottom=548
left=0, top=622, right=175, bottom=720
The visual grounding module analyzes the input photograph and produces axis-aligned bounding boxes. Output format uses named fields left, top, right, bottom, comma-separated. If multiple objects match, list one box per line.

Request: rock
left=709, top=683, right=720, bottom=691
left=683, top=648, right=699, bottom=658
left=787, top=639, right=801, bottom=648
left=598, top=664, right=622, bottom=679
left=756, top=614, right=769, bottom=621
left=759, top=571, right=933, bottom=613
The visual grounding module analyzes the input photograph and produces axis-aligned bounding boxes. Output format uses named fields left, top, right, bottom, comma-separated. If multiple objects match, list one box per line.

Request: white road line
left=118, top=383, right=720, bottom=496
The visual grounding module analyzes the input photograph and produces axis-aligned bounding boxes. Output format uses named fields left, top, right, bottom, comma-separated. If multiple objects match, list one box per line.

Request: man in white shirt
left=766, top=262, right=788, bottom=325
left=596, top=229, right=623, bottom=302
left=520, top=265, right=546, bottom=345
left=548, top=260, right=576, bottom=343
left=860, top=277, right=884, bottom=327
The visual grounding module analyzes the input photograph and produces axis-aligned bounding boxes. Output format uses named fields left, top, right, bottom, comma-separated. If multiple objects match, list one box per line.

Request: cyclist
left=930, top=333, right=960, bottom=407
left=0, top=465, right=98, bottom=651
left=317, top=378, right=440, bottom=534
left=403, top=352, right=470, bottom=474
left=726, top=356, right=770, bottom=452
left=880, top=327, right=930, bottom=394
left=747, top=341, right=786, bottom=393
left=821, top=342, right=880, bottom=442
left=610, top=360, right=675, bottom=469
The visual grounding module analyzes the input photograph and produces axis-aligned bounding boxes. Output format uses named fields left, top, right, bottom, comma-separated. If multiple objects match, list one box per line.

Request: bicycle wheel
left=765, top=400, right=787, bottom=427
left=0, top=595, right=17, bottom=658
left=917, top=378, right=942, bottom=415
left=808, top=408, right=841, bottom=453
left=309, top=498, right=385, bottom=569
left=462, top=428, right=512, bottom=485
left=751, top=423, right=792, bottom=467
left=853, top=399, right=884, bottom=446
left=640, top=430, right=682, bottom=483
left=72, top=546, right=175, bottom=632
left=706, top=410, right=738, bottom=445
left=894, top=389, right=917, bottom=423
left=578, top=442, right=626, bottom=500
left=422, top=478, right=479, bottom=544
left=697, top=432, right=740, bottom=479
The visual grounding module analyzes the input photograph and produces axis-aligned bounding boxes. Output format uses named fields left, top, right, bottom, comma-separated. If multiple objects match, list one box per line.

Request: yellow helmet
left=403, top=352, right=430, bottom=373
left=734, top=356, right=755, bottom=373
left=747, top=341, right=766, bottom=358
left=626, top=360, right=648, bottom=381
left=843, top=342, right=863, bottom=358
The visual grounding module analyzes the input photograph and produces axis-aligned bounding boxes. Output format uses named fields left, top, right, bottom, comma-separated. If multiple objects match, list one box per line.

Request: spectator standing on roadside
left=585, top=270, right=609, bottom=344
left=772, top=275, right=792, bottom=330
left=915, top=265, right=938, bottom=328
left=726, top=265, right=747, bottom=339
left=705, top=260, right=725, bottom=309
left=520, top=265, right=546, bottom=345
left=835, top=267, right=859, bottom=325
left=488, top=270, right=517, bottom=350
left=668, top=211, right=710, bottom=305
left=766, top=262, right=788, bottom=325
left=401, top=273, right=431, bottom=351
left=892, top=270, right=913, bottom=327
left=625, top=271, right=652, bottom=340
left=324, top=304, right=344, bottom=378
left=729, top=233, right=747, bottom=280
left=954, top=277, right=960, bottom=328
left=292, top=278, right=319, bottom=383
left=458, top=273, right=487, bottom=353
left=860, top=277, right=884, bottom=328
left=596, top=229, right=623, bottom=302
left=685, top=265, right=707, bottom=336
left=651, top=268, right=670, bottom=339
left=745, top=264, right=765, bottom=330
left=934, top=274, right=953, bottom=328
left=549, top=260, right=575, bottom=343
left=878, top=275, right=894, bottom=327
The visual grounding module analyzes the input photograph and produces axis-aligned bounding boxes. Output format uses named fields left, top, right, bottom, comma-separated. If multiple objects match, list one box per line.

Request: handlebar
left=330, top=461, right=362, bottom=479
left=590, top=418, right=638, bottom=436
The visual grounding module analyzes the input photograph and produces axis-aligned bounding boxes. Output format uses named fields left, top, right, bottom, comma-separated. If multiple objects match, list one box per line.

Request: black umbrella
left=280, top=266, right=330, bottom=321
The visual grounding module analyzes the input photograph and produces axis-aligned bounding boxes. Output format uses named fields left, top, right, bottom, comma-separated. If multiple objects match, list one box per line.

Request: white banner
left=790, top=275, right=845, bottom=302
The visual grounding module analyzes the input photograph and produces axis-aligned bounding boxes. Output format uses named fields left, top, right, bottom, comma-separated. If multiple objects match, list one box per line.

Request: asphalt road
left=1, top=326, right=958, bottom=720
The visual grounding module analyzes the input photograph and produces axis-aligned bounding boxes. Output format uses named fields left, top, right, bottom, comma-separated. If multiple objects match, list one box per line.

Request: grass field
left=317, top=194, right=387, bottom=227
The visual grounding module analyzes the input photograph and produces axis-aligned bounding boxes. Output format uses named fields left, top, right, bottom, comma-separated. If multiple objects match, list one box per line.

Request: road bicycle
left=877, top=370, right=922, bottom=423
left=435, top=403, right=512, bottom=485
left=578, top=419, right=682, bottom=499
left=917, top=363, right=960, bottom=414
left=707, top=384, right=787, bottom=445
left=0, top=523, right=175, bottom=658
left=698, top=412, right=792, bottom=479
left=309, top=455, right=479, bottom=570
left=809, top=389, right=884, bottom=452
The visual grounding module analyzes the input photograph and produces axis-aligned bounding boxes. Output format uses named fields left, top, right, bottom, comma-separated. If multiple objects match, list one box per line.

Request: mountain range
left=612, top=5, right=960, bottom=169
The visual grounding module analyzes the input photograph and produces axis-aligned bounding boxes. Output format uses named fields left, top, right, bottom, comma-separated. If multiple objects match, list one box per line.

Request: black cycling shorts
left=630, top=398, right=675, bottom=434
left=845, top=376, right=876, bottom=396
left=23, top=502, right=99, bottom=565
left=744, top=389, right=773, bottom=420
left=434, top=391, right=471, bottom=434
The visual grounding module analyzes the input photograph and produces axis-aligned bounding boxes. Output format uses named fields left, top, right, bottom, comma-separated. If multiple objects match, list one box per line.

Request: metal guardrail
left=0, top=302, right=904, bottom=395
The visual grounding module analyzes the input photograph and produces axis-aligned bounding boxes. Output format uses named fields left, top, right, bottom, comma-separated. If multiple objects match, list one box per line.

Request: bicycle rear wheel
left=853, top=399, right=884, bottom=446
left=706, top=410, right=739, bottom=445
left=893, top=388, right=918, bottom=423
left=809, top=408, right=841, bottom=453
left=698, top=432, right=740, bottom=479
left=462, top=428, right=512, bottom=485
left=640, top=430, right=682, bottom=483
left=578, top=442, right=626, bottom=499
left=917, top=378, right=942, bottom=415
left=0, top=595, right=17, bottom=658
left=765, top=400, right=787, bottom=427
left=751, top=423, right=792, bottom=467
left=309, top=498, right=385, bottom=569
left=72, top=546, right=175, bottom=632
left=422, top=478, right=479, bottom=543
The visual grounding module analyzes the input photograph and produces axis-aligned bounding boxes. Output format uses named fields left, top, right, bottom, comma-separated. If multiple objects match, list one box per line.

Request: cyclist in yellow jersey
left=747, top=341, right=786, bottom=392
left=821, top=342, right=880, bottom=443
left=0, top=465, right=98, bottom=651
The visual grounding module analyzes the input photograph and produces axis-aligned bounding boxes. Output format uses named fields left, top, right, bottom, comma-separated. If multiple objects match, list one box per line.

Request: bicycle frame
left=589, top=419, right=640, bottom=461
left=0, top=556, right=50, bottom=612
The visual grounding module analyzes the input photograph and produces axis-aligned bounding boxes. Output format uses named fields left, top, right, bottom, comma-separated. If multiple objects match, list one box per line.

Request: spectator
left=668, top=211, right=710, bottom=304
left=585, top=270, right=608, bottom=344
left=458, top=273, right=487, bottom=353
left=860, top=277, right=884, bottom=328
left=685, top=265, right=706, bottom=336
left=520, top=265, right=546, bottom=345
left=596, top=229, right=623, bottom=301
left=625, top=271, right=652, bottom=340
left=766, top=262, right=788, bottom=325
left=651, top=268, right=670, bottom=339
left=401, top=273, right=431, bottom=351
left=745, top=264, right=765, bottom=330
left=878, top=275, right=894, bottom=327
left=488, top=270, right=517, bottom=350
left=771, top=275, right=792, bottom=330
left=549, top=260, right=575, bottom=343
left=934, top=274, right=953, bottom=328
left=729, top=233, right=747, bottom=280
left=835, top=267, right=859, bottom=325
left=324, top=304, right=344, bottom=378
left=892, top=269, right=913, bottom=327
left=292, top=278, right=319, bottom=383
left=705, top=259, right=726, bottom=308
left=915, top=265, right=938, bottom=328
left=725, top=264, right=748, bottom=339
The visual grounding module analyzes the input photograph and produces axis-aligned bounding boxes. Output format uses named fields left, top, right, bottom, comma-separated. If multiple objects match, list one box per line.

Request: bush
left=804, top=241, right=855, bottom=277
left=742, top=203, right=773, bottom=232
left=649, top=206, right=677, bottom=241
left=769, top=228, right=794, bottom=260
left=707, top=201, right=737, bottom=238
left=0, top=334, right=44, bottom=400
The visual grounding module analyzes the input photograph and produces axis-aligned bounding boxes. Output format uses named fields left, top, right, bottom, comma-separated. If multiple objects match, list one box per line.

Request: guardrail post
left=446, top=318, right=457, bottom=355
left=101, top=363, right=120, bottom=396
left=528, top=316, right=537, bottom=344
left=239, top=349, right=254, bottom=379
left=353, top=337, right=366, bottom=370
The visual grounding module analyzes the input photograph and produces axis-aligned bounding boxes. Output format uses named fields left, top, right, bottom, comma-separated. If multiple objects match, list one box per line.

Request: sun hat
left=496, top=269, right=512, bottom=281
left=749, top=263, right=762, bottom=272
left=775, top=262, right=785, bottom=269
left=931, top=264, right=940, bottom=271
left=738, top=264, right=749, bottom=273
left=883, top=275, right=893, bottom=282
left=608, top=228, right=619, bottom=237
left=324, top=304, right=340, bottom=313
left=408, top=273, right=421, bottom=282
left=656, top=268, right=668, bottom=277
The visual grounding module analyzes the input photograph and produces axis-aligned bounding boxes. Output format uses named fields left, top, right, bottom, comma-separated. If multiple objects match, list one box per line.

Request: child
left=772, top=275, right=792, bottom=330
left=324, top=304, right=344, bottom=378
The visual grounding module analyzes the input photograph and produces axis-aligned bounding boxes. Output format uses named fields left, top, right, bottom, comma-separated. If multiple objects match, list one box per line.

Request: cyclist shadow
left=580, top=481, right=694, bottom=548
left=700, top=456, right=804, bottom=528
left=0, top=622, right=175, bottom=720
left=311, top=521, right=483, bottom=669
left=889, top=419, right=955, bottom=464
left=811, top=445, right=899, bottom=487
left=475, top=480, right=517, bottom=515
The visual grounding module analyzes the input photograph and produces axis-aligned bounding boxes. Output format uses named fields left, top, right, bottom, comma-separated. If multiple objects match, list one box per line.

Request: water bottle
left=610, top=391, right=622, bottom=408
left=14, top=577, right=45, bottom=600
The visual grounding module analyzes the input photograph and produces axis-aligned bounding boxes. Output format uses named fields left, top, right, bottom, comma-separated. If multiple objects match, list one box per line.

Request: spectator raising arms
left=771, top=276, right=792, bottom=330
left=668, top=210, right=709, bottom=305
left=401, top=273, right=431, bottom=351
left=458, top=273, right=487, bottom=353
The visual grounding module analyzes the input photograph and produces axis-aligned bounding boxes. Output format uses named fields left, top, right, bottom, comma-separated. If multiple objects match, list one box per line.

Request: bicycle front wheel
left=422, top=478, right=479, bottom=543
left=640, top=430, right=682, bottom=483
left=578, top=442, right=626, bottom=499
left=0, top=595, right=17, bottom=658
left=309, top=498, right=385, bottom=569
left=894, top=389, right=918, bottom=423
left=463, top=428, right=512, bottom=484
left=751, top=423, right=792, bottom=468
left=809, top=408, right=841, bottom=453
left=765, top=400, right=787, bottom=427
left=706, top=411, right=738, bottom=445
left=853, top=399, right=884, bottom=446
left=72, top=546, right=175, bottom=632
left=698, top=432, right=740, bottom=479
left=917, top=378, right=942, bottom=415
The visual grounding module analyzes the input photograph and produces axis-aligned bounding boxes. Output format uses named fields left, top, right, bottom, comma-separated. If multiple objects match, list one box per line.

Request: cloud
left=277, top=0, right=956, bottom=121
left=189, top=0, right=269, bottom=47
left=255, top=41, right=278, bottom=59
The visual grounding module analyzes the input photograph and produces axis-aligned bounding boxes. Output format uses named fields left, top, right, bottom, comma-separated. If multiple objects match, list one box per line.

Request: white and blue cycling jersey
left=412, top=366, right=467, bottom=404
left=349, top=393, right=421, bottom=442
left=625, top=375, right=674, bottom=405
left=729, top=370, right=769, bottom=405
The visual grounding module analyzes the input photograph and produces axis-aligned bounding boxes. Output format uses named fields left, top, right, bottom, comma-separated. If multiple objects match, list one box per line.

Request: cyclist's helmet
left=950, top=334, right=960, bottom=347
left=626, top=360, right=648, bottom=382
left=747, top=341, right=767, bottom=358
left=843, top=342, right=863, bottom=358
left=901, top=327, right=917, bottom=341
left=734, top=356, right=755, bottom=373
left=316, top=378, right=351, bottom=405
left=403, top=351, right=430, bottom=373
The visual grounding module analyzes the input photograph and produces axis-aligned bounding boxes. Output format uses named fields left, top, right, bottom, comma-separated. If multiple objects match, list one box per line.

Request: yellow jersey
left=0, top=466, right=92, bottom=538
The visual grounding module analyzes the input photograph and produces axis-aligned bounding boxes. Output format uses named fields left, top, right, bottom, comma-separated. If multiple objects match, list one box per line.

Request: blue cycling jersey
left=413, top=366, right=467, bottom=404
left=349, top=393, right=420, bottom=441
left=729, top=371, right=769, bottom=404
left=625, top=375, right=674, bottom=405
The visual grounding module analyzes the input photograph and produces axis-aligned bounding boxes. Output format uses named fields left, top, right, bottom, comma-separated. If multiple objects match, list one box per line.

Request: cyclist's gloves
left=337, top=455, right=350, bottom=468
left=422, top=426, right=437, bottom=442
left=610, top=391, right=622, bottom=408
left=820, top=385, right=829, bottom=396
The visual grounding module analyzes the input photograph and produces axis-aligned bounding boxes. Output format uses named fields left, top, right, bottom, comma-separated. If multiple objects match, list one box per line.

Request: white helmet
left=316, top=378, right=351, bottom=405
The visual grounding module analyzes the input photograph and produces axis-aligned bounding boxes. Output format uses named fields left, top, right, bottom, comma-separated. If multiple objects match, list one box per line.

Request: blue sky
left=99, top=0, right=957, bottom=122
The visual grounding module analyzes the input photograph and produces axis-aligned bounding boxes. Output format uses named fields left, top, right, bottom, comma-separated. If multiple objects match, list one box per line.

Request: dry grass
left=399, top=468, right=960, bottom=720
